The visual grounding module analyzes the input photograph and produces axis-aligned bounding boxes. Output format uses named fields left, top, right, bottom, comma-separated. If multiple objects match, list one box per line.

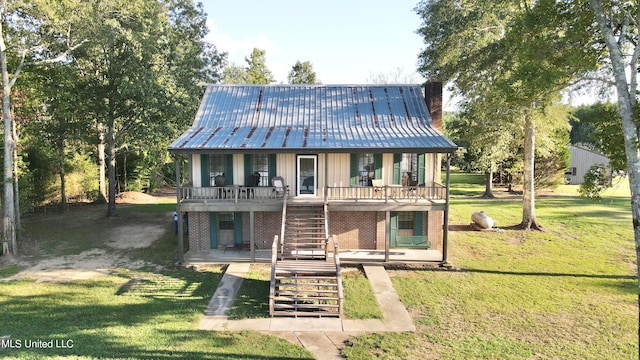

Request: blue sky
left=202, top=0, right=427, bottom=85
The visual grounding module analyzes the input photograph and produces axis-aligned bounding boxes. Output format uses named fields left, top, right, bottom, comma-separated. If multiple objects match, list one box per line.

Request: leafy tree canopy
left=287, top=60, right=320, bottom=84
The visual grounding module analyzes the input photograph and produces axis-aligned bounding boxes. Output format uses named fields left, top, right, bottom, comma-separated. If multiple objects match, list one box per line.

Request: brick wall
left=188, top=212, right=210, bottom=252
left=427, top=211, right=444, bottom=251
left=328, top=211, right=377, bottom=250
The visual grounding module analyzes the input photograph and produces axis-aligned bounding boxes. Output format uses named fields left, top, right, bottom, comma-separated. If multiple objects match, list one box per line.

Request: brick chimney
left=424, top=79, right=443, bottom=132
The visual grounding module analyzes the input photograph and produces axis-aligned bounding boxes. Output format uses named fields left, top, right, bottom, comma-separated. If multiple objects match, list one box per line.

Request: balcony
left=178, top=183, right=448, bottom=212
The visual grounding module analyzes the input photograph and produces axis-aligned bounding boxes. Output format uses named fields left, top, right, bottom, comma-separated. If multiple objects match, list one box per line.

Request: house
left=565, top=145, right=610, bottom=185
left=168, top=82, right=457, bottom=264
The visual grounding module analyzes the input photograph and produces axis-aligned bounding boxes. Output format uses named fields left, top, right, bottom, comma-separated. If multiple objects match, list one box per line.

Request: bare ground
left=0, top=191, right=175, bottom=283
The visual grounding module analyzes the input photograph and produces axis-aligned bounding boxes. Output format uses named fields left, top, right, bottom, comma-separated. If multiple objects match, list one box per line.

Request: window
left=208, top=154, right=226, bottom=183
left=218, top=213, right=235, bottom=230
left=401, top=153, right=418, bottom=185
left=398, top=212, right=415, bottom=231
left=358, top=153, right=375, bottom=186
left=252, top=154, right=269, bottom=186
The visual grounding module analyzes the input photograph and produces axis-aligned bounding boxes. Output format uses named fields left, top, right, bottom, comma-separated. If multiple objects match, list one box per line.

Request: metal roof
left=168, top=84, right=457, bottom=153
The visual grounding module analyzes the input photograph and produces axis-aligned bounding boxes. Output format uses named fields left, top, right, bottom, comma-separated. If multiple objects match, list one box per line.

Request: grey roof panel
left=169, top=84, right=457, bottom=153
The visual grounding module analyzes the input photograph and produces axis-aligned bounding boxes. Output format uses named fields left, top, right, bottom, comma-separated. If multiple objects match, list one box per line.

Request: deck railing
left=179, top=183, right=447, bottom=203
left=179, top=186, right=283, bottom=203
left=326, top=183, right=447, bottom=202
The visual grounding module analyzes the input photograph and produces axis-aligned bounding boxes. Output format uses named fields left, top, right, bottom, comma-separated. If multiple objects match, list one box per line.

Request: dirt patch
left=2, top=192, right=174, bottom=283
left=107, top=224, right=167, bottom=249
left=116, top=190, right=174, bottom=204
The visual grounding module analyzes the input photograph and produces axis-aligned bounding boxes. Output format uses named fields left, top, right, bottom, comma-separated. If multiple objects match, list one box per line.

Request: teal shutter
left=390, top=211, right=398, bottom=247
left=418, top=153, right=426, bottom=186
left=393, top=154, right=402, bottom=184
left=350, top=153, right=359, bottom=186
left=244, top=154, right=252, bottom=173
left=201, top=155, right=210, bottom=186
left=225, top=154, right=233, bottom=184
left=209, top=213, right=218, bottom=248
left=234, top=212, right=243, bottom=245
left=374, top=154, right=383, bottom=180
left=268, top=154, right=277, bottom=184
left=244, top=155, right=252, bottom=185
left=415, top=211, right=424, bottom=235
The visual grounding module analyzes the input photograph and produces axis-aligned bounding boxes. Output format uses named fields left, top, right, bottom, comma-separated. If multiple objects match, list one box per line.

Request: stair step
left=273, top=296, right=339, bottom=302
left=276, top=275, right=336, bottom=280
left=273, top=303, right=340, bottom=310
left=275, top=282, right=337, bottom=288
left=272, top=310, right=340, bottom=318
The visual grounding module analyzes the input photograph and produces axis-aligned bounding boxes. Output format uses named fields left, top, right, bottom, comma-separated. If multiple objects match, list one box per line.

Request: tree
left=73, top=0, right=224, bottom=217
left=223, top=63, right=247, bottom=84
left=586, top=0, right=640, bottom=351
left=0, top=0, right=88, bottom=255
left=416, top=0, right=599, bottom=230
left=287, top=60, right=320, bottom=84
left=573, top=103, right=626, bottom=173
left=245, top=48, right=275, bottom=84
left=366, top=66, right=423, bottom=84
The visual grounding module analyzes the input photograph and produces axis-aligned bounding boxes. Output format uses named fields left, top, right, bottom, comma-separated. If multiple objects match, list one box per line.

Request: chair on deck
left=272, top=176, right=287, bottom=198
left=214, top=173, right=226, bottom=198
left=243, top=172, right=261, bottom=198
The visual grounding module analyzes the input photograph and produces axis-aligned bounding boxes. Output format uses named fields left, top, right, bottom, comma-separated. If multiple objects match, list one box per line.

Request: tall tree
left=244, top=48, right=274, bottom=84
left=0, top=0, right=87, bottom=255
left=223, top=63, right=247, bottom=84
left=416, top=0, right=599, bottom=229
left=586, top=0, right=640, bottom=350
left=74, top=0, right=224, bottom=217
left=287, top=60, right=320, bottom=84
left=573, top=103, right=626, bottom=173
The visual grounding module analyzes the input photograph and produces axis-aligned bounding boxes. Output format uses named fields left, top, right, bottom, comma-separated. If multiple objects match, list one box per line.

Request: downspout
left=442, top=153, right=451, bottom=266
left=174, top=154, right=184, bottom=264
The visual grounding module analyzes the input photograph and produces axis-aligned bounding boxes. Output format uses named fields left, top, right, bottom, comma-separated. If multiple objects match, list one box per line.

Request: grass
left=2, top=176, right=638, bottom=359
left=0, top=202, right=314, bottom=359
left=342, top=172, right=638, bottom=359
left=0, top=267, right=314, bottom=359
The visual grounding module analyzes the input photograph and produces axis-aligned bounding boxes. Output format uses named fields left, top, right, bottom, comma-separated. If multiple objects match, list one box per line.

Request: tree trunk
left=96, top=121, right=107, bottom=203
left=521, top=111, right=542, bottom=230
left=482, top=163, right=495, bottom=198
left=12, top=116, right=20, bottom=233
left=57, top=138, right=68, bottom=211
left=106, top=117, right=117, bottom=217
left=587, top=1, right=640, bottom=356
left=0, top=12, right=16, bottom=255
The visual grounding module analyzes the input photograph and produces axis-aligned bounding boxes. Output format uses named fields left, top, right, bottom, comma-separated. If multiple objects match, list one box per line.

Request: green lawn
left=342, top=172, right=638, bottom=359
left=1, top=175, right=637, bottom=359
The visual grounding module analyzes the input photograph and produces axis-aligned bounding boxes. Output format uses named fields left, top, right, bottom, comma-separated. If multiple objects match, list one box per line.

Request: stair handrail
left=279, top=194, right=288, bottom=260
left=269, top=234, right=278, bottom=316
left=323, top=201, right=330, bottom=259
left=332, top=234, right=344, bottom=317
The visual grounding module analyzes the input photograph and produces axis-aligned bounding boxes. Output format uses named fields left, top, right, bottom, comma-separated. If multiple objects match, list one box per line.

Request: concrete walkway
left=198, top=264, right=414, bottom=360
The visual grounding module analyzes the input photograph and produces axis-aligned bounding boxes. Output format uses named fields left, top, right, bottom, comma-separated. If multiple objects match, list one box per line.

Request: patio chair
left=272, top=176, right=287, bottom=198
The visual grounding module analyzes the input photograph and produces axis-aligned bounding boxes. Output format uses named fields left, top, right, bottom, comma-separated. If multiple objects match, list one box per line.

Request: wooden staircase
left=281, top=204, right=327, bottom=260
left=269, top=199, right=344, bottom=317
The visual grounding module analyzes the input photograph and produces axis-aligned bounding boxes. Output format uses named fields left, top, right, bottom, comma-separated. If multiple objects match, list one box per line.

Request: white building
left=565, top=145, right=610, bottom=185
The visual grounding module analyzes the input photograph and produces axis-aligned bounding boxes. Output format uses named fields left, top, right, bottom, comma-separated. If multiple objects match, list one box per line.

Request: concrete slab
left=342, top=319, right=386, bottom=332
left=203, top=263, right=250, bottom=316
left=270, top=318, right=343, bottom=332
left=363, top=265, right=416, bottom=332
left=295, top=332, right=342, bottom=360
left=225, top=318, right=271, bottom=331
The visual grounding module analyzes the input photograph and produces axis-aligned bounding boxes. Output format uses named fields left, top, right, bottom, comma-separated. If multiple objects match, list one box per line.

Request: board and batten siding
left=190, top=152, right=441, bottom=191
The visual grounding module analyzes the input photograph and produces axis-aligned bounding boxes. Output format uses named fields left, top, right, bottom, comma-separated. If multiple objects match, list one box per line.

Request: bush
left=578, top=164, right=610, bottom=199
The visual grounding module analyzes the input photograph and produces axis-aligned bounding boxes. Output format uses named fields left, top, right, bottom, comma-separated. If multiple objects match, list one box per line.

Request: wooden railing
left=269, top=234, right=278, bottom=316
left=332, top=234, right=344, bottom=317
left=326, top=183, right=447, bottom=202
left=179, top=186, right=282, bottom=203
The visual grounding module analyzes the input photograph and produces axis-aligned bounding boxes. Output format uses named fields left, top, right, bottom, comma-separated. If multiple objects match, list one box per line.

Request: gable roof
left=168, top=84, right=457, bottom=153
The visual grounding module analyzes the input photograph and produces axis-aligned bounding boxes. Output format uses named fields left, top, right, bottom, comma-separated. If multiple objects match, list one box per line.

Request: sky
left=201, top=0, right=427, bottom=85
